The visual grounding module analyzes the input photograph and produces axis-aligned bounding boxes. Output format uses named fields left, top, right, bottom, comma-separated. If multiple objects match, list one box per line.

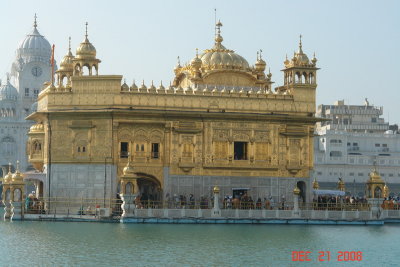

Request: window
left=375, top=144, right=380, bottom=147
left=371, top=118, right=377, bottom=123
left=347, top=142, right=351, bottom=146
left=120, top=142, right=129, bottom=158
left=329, top=151, right=342, bottom=157
left=151, top=143, right=159, bottom=159
left=389, top=174, right=394, bottom=177
left=349, top=173, right=354, bottom=176
left=358, top=173, right=364, bottom=176
left=25, top=88, right=29, bottom=97
left=234, top=142, right=248, bottom=160
left=141, top=144, right=145, bottom=151
left=381, top=173, right=385, bottom=177
left=382, top=144, right=387, bottom=147
left=317, top=172, right=322, bottom=175
left=33, top=89, right=39, bottom=97
left=353, top=143, right=358, bottom=146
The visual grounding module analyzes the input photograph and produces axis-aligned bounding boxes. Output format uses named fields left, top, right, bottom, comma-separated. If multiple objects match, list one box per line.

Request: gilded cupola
left=173, top=20, right=271, bottom=89
left=72, top=22, right=101, bottom=76
left=59, top=37, right=75, bottom=71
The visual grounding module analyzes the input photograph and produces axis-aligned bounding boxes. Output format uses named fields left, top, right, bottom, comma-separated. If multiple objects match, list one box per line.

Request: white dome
left=17, top=26, right=51, bottom=62
left=0, top=79, right=18, bottom=101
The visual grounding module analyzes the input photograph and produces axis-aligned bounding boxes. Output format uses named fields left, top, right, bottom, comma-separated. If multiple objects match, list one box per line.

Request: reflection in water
left=0, top=219, right=397, bottom=266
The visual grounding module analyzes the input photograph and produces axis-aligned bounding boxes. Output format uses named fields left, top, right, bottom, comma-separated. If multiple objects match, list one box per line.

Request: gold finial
left=216, top=19, right=223, bottom=34
left=34, top=13, right=37, bottom=28
left=196, top=48, right=199, bottom=57
left=68, top=36, right=71, bottom=52
left=8, top=162, right=11, bottom=174
left=85, top=22, right=88, bottom=39
left=298, top=34, right=303, bottom=53
left=256, top=51, right=259, bottom=61
left=259, top=49, right=263, bottom=59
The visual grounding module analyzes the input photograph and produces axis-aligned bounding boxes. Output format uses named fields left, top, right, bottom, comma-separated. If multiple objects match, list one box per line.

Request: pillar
left=293, top=185, right=300, bottom=218
left=211, top=186, right=221, bottom=218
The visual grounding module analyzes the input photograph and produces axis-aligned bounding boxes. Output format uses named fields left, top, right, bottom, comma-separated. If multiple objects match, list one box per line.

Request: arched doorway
left=136, top=173, right=162, bottom=202
left=297, top=181, right=306, bottom=203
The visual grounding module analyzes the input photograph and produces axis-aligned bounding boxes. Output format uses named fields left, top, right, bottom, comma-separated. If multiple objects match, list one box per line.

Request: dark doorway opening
left=234, top=142, right=248, bottom=160
left=297, top=181, right=306, bottom=202
left=232, top=188, right=248, bottom=199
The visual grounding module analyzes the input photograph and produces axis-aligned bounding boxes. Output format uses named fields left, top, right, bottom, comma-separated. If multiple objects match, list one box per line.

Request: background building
left=27, top=21, right=320, bottom=204
left=0, top=16, right=55, bottom=176
left=313, top=99, right=400, bottom=196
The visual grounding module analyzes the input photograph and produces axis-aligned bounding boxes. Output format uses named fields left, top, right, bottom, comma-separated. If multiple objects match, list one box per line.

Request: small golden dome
left=213, top=186, right=220, bottom=194
left=30, top=123, right=44, bottom=132
left=3, top=163, right=12, bottom=183
left=293, top=186, right=301, bottom=195
left=121, top=80, right=129, bottom=91
left=76, top=38, right=96, bottom=59
left=75, top=23, right=96, bottom=59
left=255, top=51, right=266, bottom=72
left=149, top=81, right=156, bottom=91
left=11, top=161, right=23, bottom=182
left=191, top=51, right=202, bottom=68
left=130, top=81, right=138, bottom=91
left=139, top=81, right=147, bottom=91
left=312, top=178, right=319, bottom=189
left=158, top=81, right=165, bottom=91
left=59, top=37, right=75, bottom=71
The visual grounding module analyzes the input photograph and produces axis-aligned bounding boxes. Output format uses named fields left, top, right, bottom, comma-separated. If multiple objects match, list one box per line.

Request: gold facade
left=27, top=22, right=320, bottom=199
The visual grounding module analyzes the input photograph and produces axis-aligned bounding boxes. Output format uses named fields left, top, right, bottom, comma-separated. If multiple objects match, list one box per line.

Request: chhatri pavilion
left=26, top=20, right=320, bottom=203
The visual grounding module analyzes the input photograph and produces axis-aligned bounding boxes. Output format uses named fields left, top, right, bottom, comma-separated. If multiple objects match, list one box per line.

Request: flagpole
left=51, top=44, right=55, bottom=86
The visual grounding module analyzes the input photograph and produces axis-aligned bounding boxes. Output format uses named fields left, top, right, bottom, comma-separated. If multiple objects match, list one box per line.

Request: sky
left=1, top=0, right=399, bottom=123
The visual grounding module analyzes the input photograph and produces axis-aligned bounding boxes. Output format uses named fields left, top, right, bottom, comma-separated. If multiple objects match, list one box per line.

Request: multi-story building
left=0, top=16, right=54, bottom=176
left=314, top=100, right=400, bottom=196
left=26, top=21, right=320, bottom=203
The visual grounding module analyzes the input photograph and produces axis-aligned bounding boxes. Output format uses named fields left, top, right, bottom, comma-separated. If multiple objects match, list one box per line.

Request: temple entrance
left=136, top=174, right=162, bottom=202
left=232, top=188, right=249, bottom=199
left=297, top=181, right=306, bottom=202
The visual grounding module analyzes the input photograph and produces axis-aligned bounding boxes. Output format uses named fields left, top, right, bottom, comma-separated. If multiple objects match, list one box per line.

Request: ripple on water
left=0, top=221, right=398, bottom=266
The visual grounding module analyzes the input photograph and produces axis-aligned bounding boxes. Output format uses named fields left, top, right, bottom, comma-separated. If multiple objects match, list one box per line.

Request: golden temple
left=26, top=20, right=320, bottom=203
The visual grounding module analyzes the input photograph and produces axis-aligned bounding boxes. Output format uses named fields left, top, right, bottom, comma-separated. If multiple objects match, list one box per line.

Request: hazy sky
left=1, top=0, right=399, bottom=122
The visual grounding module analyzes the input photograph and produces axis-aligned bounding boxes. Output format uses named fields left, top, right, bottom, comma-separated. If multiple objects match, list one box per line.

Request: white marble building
left=313, top=99, right=400, bottom=196
left=0, top=16, right=55, bottom=175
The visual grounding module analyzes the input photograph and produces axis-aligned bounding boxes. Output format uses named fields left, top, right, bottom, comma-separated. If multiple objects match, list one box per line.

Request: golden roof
left=76, top=23, right=97, bottom=60
left=59, top=37, right=75, bottom=71
left=3, top=163, right=12, bottom=183
left=12, top=161, right=23, bottom=182
left=284, top=35, right=316, bottom=68
left=30, top=123, right=44, bottom=132
left=199, top=20, right=250, bottom=71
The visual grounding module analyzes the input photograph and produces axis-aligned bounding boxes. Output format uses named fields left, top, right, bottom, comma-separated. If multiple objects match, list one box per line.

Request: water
left=0, top=218, right=398, bottom=266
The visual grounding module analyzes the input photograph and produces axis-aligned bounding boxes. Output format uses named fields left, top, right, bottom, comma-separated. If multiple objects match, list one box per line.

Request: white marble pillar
left=293, top=186, right=300, bottom=218
left=211, top=186, right=221, bottom=218
left=11, top=201, right=23, bottom=221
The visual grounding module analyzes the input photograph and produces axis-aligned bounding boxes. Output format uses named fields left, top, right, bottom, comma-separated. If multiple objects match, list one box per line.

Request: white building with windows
left=0, top=16, right=55, bottom=175
left=313, top=99, right=400, bottom=196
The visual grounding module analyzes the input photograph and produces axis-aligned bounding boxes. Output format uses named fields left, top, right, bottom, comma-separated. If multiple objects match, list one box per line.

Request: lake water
left=0, top=216, right=398, bottom=266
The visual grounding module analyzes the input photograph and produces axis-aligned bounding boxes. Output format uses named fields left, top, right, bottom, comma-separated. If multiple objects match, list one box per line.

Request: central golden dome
left=200, top=21, right=250, bottom=71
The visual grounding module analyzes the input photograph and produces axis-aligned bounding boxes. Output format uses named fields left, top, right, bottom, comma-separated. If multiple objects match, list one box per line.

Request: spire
left=196, top=48, right=199, bottom=58
left=298, top=34, right=303, bottom=53
left=215, top=20, right=223, bottom=45
left=68, top=36, right=71, bottom=52
left=256, top=51, right=259, bottom=61
left=16, top=160, right=20, bottom=173
left=8, top=162, right=11, bottom=174
left=85, top=22, right=88, bottom=40
left=34, top=13, right=37, bottom=28
left=259, top=49, right=263, bottom=59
